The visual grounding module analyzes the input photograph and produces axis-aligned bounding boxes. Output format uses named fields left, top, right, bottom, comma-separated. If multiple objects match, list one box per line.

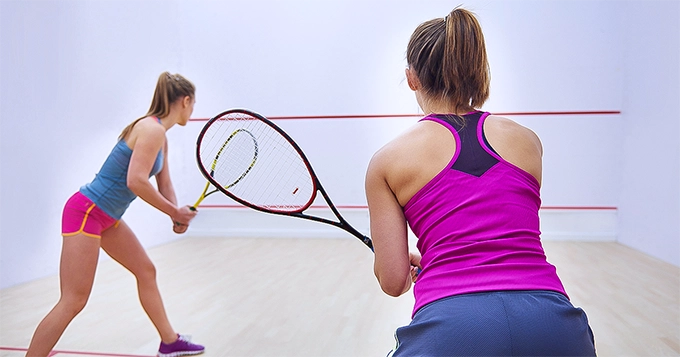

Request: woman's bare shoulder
left=371, top=121, right=447, bottom=163
left=126, top=117, right=166, bottom=149
left=485, top=115, right=542, bottom=152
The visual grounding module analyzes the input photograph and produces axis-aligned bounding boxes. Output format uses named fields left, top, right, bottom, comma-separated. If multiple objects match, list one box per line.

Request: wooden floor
left=0, top=238, right=678, bottom=357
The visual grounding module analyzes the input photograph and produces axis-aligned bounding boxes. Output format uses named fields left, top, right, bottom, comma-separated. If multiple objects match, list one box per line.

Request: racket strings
left=198, top=112, right=314, bottom=212
left=246, top=132, right=313, bottom=210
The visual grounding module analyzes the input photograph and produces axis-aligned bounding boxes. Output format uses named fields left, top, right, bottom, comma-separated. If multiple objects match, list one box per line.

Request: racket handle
left=192, top=182, right=210, bottom=210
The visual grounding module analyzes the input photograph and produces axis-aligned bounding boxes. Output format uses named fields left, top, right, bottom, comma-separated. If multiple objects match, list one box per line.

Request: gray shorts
left=389, top=290, right=596, bottom=356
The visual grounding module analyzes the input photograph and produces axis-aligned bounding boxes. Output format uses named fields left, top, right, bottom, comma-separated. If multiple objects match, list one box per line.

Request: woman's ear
left=405, top=68, right=421, bottom=91
left=183, top=95, right=192, bottom=108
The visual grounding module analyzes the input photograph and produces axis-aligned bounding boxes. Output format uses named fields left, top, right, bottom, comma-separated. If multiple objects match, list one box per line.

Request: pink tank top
left=404, top=112, right=567, bottom=316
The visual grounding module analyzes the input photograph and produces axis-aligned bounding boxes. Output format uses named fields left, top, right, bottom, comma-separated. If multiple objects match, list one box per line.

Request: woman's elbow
left=126, top=176, right=147, bottom=194
left=381, top=285, right=406, bottom=297
left=376, top=273, right=410, bottom=297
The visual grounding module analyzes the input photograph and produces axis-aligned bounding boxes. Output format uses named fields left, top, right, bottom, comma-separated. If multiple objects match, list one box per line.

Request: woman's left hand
left=173, top=221, right=188, bottom=234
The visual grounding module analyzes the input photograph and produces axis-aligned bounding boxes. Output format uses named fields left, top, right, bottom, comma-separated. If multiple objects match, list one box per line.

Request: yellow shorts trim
left=61, top=203, right=118, bottom=239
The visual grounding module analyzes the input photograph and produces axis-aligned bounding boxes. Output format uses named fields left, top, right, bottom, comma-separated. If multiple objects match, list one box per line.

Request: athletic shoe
left=157, top=334, right=205, bottom=357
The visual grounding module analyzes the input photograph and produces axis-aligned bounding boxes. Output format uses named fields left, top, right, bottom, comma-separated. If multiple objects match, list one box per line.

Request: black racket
left=195, top=108, right=373, bottom=250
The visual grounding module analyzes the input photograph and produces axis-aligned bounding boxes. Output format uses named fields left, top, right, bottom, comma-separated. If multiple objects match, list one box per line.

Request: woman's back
left=394, top=111, right=566, bottom=315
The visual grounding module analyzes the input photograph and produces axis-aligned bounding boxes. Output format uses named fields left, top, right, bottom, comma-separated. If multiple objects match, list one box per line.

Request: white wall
left=1, top=0, right=677, bottom=289
left=1, top=0, right=194, bottom=289
left=618, top=0, right=680, bottom=266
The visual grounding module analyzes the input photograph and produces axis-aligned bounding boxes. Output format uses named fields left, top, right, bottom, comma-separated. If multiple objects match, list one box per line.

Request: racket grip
left=190, top=206, right=197, bottom=211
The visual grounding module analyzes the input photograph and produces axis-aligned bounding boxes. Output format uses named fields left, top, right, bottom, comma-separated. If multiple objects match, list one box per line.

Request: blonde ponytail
left=119, top=72, right=195, bottom=140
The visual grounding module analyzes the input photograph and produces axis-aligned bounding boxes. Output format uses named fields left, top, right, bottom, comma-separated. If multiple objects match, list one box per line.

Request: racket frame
left=195, top=108, right=374, bottom=250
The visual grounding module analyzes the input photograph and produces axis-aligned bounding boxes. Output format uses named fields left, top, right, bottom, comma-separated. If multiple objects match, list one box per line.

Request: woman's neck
left=417, top=93, right=475, bottom=115
left=157, top=114, right=177, bottom=131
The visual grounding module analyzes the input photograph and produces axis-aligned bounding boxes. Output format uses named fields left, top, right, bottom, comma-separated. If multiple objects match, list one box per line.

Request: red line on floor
left=0, top=346, right=154, bottom=357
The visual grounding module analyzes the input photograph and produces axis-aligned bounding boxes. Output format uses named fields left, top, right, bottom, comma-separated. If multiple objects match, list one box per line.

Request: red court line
left=493, top=111, right=620, bottom=116
left=0, top=346, right=154, bottom=357
left=539, top=206, right=617, bottom=210
left=196, top=204, right=617, bottom=210
left=188, top=110, right=621, bottom=122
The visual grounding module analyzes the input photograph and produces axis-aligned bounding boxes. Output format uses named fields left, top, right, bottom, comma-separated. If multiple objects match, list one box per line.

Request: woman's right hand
left=409, top=252, right=422, bottom=283
left=172, top=205, right=197, bottom=227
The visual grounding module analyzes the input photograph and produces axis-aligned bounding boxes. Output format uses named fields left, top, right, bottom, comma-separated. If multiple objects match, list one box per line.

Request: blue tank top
left=80, top=138, right=164, bottom=220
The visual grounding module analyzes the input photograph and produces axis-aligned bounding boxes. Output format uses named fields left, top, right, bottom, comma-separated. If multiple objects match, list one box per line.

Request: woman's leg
left=25, top=234, right=101, bottom=357
left=99, top=220, right=177, bottom=343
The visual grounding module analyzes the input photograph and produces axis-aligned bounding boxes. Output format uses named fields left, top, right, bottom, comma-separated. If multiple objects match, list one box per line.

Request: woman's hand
left=171, top=205, right=197, bottom=234
left=173, top=221, right=188, bottom=234
left=409, top=252, right=422, bottom=283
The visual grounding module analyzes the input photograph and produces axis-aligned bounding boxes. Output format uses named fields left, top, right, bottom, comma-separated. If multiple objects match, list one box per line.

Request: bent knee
left=134, top=262, right=157, bottom=281
left=58, top=294, right=90, bottom=316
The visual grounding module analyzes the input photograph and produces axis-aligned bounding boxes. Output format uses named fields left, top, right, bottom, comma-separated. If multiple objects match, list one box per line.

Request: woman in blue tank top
left=26, top=72, right=205, bottom=357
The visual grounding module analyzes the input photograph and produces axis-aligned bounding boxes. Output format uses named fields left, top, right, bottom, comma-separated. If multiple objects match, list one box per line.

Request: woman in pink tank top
left=365, top=7, right=596, bottom=356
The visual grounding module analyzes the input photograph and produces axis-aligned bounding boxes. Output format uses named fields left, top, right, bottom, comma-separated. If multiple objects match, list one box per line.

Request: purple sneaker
left=157, top=334, right=205, bottom=357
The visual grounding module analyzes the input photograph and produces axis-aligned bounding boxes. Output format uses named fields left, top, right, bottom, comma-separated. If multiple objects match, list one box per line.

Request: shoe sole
left=157, top=350, right=205, bottom=357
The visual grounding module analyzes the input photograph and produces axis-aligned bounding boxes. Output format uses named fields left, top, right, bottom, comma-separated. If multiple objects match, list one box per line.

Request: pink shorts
left=62, top=192, right=118, bottom=238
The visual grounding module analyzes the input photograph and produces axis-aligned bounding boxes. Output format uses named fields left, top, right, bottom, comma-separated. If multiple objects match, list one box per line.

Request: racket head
left=195, top=108, right=318, bottom=213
